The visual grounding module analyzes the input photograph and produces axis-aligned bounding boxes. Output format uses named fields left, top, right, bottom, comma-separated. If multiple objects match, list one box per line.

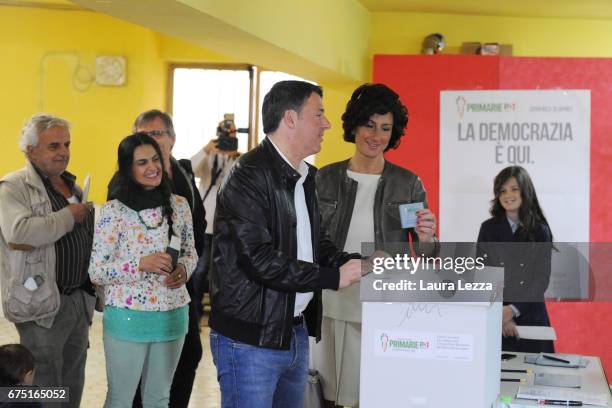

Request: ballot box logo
left=456, top=96, right=466, bottom=119
left=458, top=96, right=517, bottom=120
left=380, top=333, right=389, bottom=352
left=378, top=331, right=430, bottom=354
left=376, top=330, right=473, bottom=360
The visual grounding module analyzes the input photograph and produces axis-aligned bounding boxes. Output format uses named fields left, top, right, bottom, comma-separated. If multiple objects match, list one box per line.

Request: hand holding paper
left=139, top=252, right=172, bottom=276
left=399, top=203, right=437, bottom=243
left=67, top=202, right=93, bottom=223
left=339, top=259, right=362, bottom=288
left=363, top=250, right=391, bottom=276
left=415, top=208, right=437, bottom=242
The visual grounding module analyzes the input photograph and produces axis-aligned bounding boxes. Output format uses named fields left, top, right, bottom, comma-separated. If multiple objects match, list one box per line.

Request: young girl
left=477, top=166, right=554, bottom=353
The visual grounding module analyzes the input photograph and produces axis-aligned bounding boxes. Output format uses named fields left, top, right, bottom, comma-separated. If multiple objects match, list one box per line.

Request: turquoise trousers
left=103, top=333, right=185, bottom=408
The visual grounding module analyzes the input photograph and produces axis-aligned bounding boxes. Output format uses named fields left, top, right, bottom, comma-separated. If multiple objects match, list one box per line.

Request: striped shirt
left=36, top=167, right=94, bottom=289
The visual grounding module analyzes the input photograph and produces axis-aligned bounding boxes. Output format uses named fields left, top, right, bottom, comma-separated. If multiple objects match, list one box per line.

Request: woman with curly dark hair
left=313, top=83, right=437, bottom=407
left=477, top=166, right=555, bottom=353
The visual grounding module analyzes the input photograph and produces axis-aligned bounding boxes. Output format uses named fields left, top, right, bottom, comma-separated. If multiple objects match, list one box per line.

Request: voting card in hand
left=399, top=202, right=424, bottom=229
left=166, top=235, right=181, bottom=270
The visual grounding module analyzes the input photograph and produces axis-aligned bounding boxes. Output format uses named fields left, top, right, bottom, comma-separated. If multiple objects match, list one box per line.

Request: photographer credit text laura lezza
left=370, top=254, right=492, bottom=293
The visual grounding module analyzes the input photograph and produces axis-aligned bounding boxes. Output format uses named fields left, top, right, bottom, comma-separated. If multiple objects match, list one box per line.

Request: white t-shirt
left=344, top=170, right=380, bottom=254
left=322, top=170, right=380, bottom=323
left=190, top=149, right=237, bottom=234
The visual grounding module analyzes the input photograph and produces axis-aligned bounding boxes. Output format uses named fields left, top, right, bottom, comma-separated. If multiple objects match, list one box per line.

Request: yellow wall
left=5, top=6, right=612, bottom=187
left=0, top=6, right=234, bottom=203
left=316, top=81, right=360, bottom=167
left=1, top=7, right=162, bottom=202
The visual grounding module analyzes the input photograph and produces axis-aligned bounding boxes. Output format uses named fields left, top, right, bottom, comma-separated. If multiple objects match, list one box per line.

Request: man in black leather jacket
left=209, top=80, right=362, bottom=408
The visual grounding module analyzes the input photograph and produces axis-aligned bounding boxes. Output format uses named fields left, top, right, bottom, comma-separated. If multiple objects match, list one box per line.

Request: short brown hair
left=0, top=344, right=34, bottom=386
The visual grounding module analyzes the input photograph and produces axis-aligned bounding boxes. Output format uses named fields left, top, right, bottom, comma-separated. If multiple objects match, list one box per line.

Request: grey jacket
left=0, top=161, right=75, bottom=327
left=316, top=159, right=429, bottom=251
left=316, top=159, right=431, bottom=322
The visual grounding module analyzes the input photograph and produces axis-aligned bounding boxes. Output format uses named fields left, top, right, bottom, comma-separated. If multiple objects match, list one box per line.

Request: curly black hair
left=342, top=83, right=408, bottom=152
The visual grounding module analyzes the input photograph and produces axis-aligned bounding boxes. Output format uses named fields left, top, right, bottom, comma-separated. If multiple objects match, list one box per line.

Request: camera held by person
left=190, top=114, right=243, bottom=320
left=215, top=113, right=247, bottom=152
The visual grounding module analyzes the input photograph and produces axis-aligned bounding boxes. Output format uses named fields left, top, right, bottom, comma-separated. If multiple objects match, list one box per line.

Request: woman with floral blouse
left=88, top=133, right=197, bottom=408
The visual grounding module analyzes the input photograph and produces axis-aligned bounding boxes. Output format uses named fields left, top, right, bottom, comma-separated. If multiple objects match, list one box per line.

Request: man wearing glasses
left=107, top=110, right=206, bottom=408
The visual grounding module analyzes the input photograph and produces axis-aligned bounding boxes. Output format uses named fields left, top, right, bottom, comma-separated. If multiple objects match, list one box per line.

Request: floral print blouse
left=88, top=195, right=198, bottom=311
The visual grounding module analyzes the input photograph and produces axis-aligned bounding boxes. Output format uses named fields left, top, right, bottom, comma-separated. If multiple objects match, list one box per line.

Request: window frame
left=166, top=63, right=258, bottom=150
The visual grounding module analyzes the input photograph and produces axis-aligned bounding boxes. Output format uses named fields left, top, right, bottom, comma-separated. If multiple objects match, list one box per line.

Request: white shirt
left=321, top=170, right=379, bottom=323
left=268, top=138, right=314, bottom=316
left=344, top=170, right=380, bottom=254
left=190, top=149, right=237, bottom=234
left=507, top=217, right=519, bottom=234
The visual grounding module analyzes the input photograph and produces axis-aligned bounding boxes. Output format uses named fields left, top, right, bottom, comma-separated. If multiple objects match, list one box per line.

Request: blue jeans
left=210, top=322, right=309, bottom=408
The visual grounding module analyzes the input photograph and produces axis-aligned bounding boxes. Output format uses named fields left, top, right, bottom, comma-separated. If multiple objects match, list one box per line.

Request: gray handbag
left=304, top=369, right=325, bottom=408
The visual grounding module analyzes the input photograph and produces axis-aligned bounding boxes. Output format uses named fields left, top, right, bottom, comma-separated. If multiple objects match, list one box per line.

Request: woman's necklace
left=137, top=209, right=164, bottom=230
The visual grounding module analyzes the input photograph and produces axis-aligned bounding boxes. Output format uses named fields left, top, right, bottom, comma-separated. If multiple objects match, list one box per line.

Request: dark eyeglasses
left=144, top=130, right=171, bottom=137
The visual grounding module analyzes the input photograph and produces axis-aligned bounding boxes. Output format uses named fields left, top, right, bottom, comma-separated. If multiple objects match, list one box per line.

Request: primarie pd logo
left=457, top=95, right=517, bottom=119
left=380, top=333, right=389, bottom=352
left=378, top=332, right=431, bottom=353
left=456, top=96, right=467, bottom=119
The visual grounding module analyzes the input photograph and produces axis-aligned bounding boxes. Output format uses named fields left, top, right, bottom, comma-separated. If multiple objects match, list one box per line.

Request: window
left=169, top=64, right=314, bottom=161
left=169, top=64, right=254, bottom=160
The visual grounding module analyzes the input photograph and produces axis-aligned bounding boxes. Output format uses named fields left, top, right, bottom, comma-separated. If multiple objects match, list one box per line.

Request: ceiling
left=5, top=0, right=612, bottom=20
left=0, top=0, right=84, bottom=10
left=358, top=0, right=612, bottom=20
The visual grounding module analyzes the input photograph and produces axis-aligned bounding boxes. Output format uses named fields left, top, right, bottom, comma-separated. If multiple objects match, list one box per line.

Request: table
left=498, top=352, right=612, bottom=407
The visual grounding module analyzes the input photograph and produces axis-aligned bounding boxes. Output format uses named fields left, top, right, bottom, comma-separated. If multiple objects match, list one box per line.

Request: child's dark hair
left=0, top=344, right=35, bottom=385
left=490, top=165, right=553, bottom=240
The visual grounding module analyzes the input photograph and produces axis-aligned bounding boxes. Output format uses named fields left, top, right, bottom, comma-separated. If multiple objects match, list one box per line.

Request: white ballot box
left=359, top=266, right=504, bottom=407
